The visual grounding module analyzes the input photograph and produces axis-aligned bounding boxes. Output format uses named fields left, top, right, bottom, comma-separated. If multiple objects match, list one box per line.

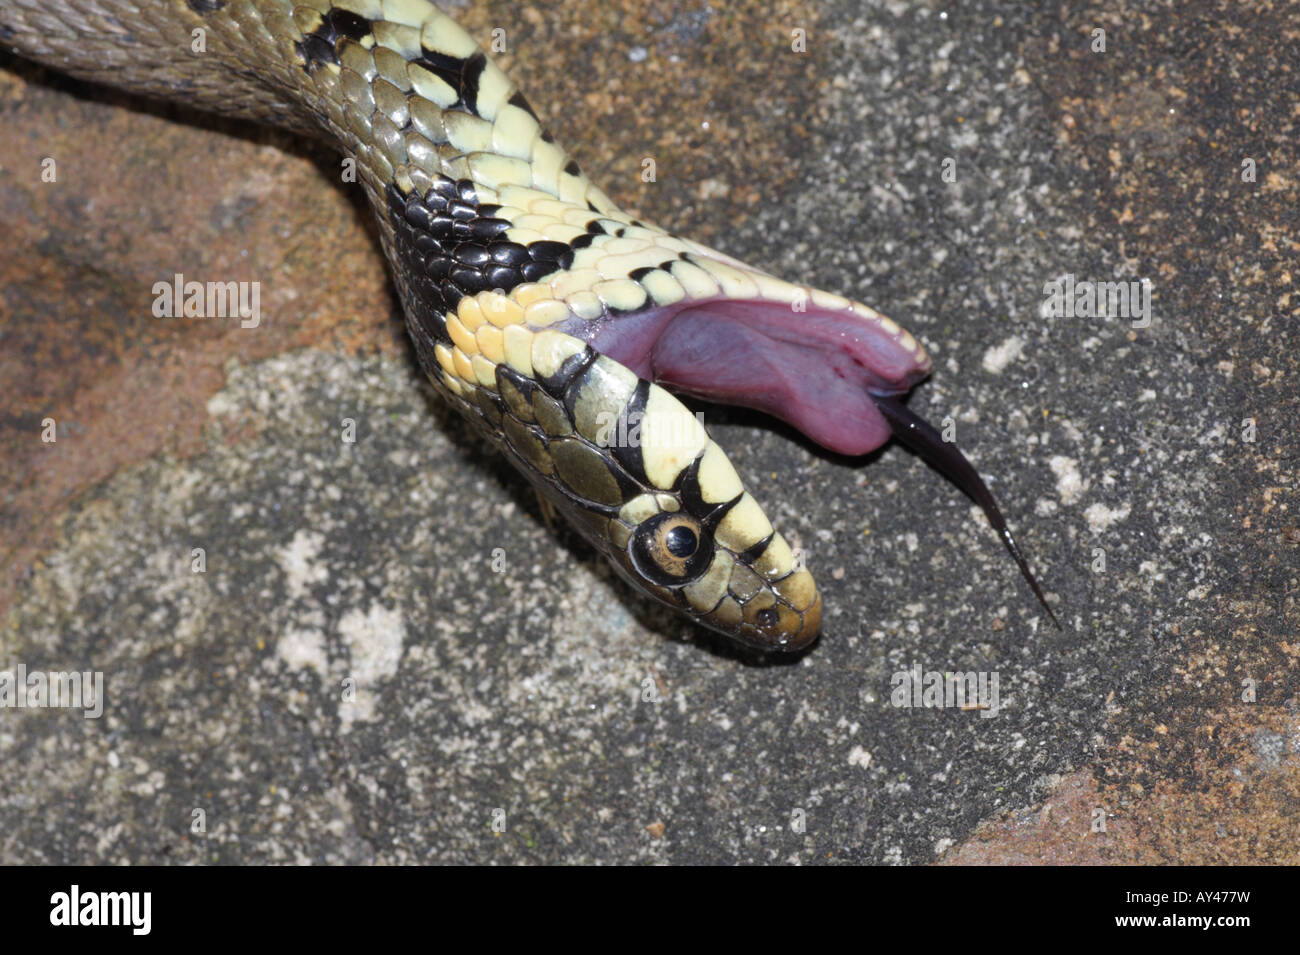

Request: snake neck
left=2, top=1, right=621, bottom=213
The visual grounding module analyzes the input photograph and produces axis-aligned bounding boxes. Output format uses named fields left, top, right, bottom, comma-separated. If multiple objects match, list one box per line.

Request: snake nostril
left=755, top=607, right=780, bottom=628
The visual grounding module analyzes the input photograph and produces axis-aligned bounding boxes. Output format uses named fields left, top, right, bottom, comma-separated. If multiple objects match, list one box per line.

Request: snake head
left=604, top=431, right=823, bottom=652
left=469, top=330, right=821, bottom=652
left=398, top=178, right=1055, bottom=642
left=602, top=470, right=823, bottom=652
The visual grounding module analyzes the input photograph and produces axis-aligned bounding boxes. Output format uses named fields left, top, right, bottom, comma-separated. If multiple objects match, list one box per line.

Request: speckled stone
left=1, top=0, right=1295, bottom=864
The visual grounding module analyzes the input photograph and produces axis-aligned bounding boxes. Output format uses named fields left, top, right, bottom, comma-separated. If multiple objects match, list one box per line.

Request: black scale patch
left=384, top=180, right=585, bottom=345
left=508, top=90, right=539, bottom=120
left=295, top=7, right=371, bottom=71
left=546, top=346, right=598, bottom=402
left=675, top=456, right=744, bottom=528
left=411, top=48, right=488, bottom=116
left=285, top=16, right=645, bottom=370
left=736, top=531, right=776, bottom=565
left=594, top=380, right=741, bottom=525
left=292, top=11, right=495, bottom=134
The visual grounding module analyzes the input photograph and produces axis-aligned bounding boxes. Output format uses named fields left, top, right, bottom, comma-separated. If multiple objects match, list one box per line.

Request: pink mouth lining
left=572, top=297, right=931, bottom=456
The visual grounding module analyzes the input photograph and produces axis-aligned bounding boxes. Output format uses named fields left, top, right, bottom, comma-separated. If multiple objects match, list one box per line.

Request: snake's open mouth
left=578, top=296, right=932, bottom=456
left=565, top=294, right=1060, bottom=628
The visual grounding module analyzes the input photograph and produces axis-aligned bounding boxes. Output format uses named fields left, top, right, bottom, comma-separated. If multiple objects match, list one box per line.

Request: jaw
left=568, top=294, right=932, bottom=456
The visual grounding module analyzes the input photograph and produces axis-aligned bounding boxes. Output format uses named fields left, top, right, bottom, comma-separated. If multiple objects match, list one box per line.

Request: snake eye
left=629, top=513, right=714, bottom=587
left=664, top=525, right=697, bottom=558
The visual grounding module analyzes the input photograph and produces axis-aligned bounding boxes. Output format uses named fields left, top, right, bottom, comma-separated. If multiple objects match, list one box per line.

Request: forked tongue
left=869, top=394, right=1061, bottom=629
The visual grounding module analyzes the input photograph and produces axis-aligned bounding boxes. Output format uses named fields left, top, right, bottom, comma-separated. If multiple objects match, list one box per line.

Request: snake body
left=1, top=0, right=1056, bottom=649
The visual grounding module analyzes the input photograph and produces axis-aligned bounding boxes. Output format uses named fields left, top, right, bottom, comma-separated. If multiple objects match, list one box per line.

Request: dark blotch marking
left=609, top=380, right=652, bottom=484
left=450, top=266, right=489, bottom=293
left=332, top=9, right=371, bottom=42
left=295, top=7, right=371, bottom=71
left=486, top=265, right=520, bottom=289
left=429, top=177, right=458, bottom=200
left=496, top=364, right=537, bottom=404
left=489, top=242, right=529, bottom=266
left=676, top=456, right=742, bottom=528
left=516, top=237, right=573, bottom=278
left=569, top=219, right=607, bottom=252
left=528, top=240, right=571, bottom=262
left=324, top=7, right=370, bottom=42
left=470, top=219, right=511, bottom=242
left=737, top=533, right=774, bottom=566
left=412, top=46, right=464, bottom=97
left=384, top=177, right=548, bottom=349
left=564, top=159, right=582, bottom=177
left=508, top=90, right=540, bottom=121
left=456, top=244, right=491, bottom=268
left=539, top=346, right=596, bottom=400
left=458, top=51, right=488, bottom=115
left=186, top=0, right=227, bottom=12
left=517, top=261, right=552, bottom=282
left=296, top=34, right=338, bottom=69
left=384, top=162, right=641, bottom=368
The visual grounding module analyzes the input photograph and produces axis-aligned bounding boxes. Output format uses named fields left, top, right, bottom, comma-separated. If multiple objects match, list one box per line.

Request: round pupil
left=663, top=525, right=697, bottom=558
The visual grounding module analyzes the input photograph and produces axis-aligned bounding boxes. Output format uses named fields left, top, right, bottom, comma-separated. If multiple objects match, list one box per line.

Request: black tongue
left=869, top=393, right=1062, bottom=630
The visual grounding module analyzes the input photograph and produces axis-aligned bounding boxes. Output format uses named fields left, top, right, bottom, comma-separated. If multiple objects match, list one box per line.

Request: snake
left=1, top=0, right=1059, bottom=650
